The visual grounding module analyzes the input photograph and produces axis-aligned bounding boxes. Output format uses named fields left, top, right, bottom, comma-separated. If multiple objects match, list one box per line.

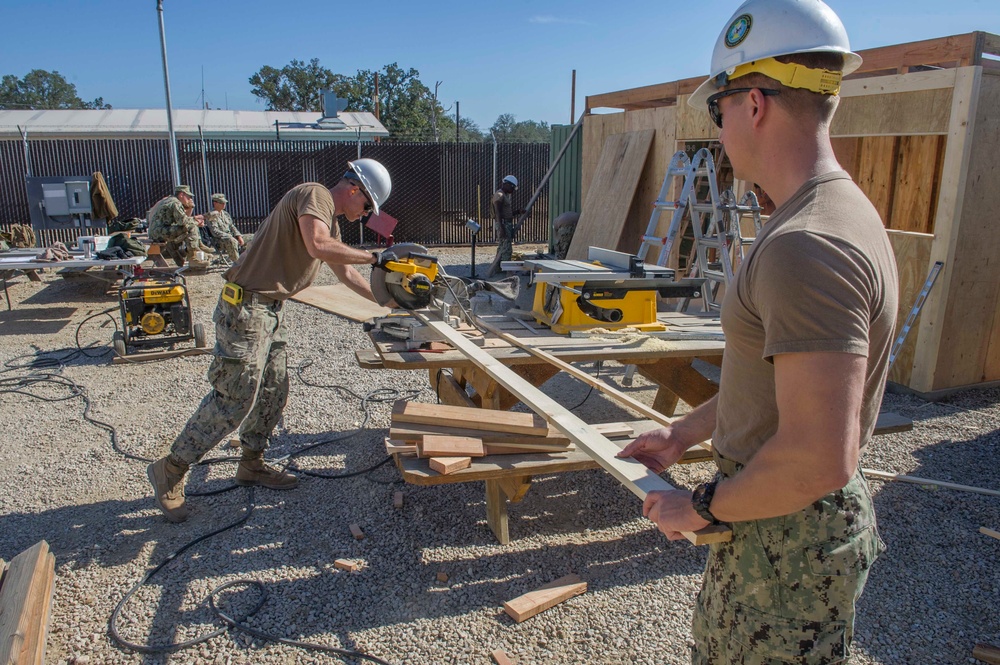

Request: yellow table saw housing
left=515, top=248, right=705, bottom=334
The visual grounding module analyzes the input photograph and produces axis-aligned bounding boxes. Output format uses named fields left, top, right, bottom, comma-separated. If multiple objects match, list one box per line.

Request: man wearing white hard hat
left=620, top=1, right=897, bottom=661
left=148, top=158, right=398, bottom=523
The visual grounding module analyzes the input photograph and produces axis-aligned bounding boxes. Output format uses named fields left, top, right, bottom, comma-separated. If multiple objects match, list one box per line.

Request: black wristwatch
left=691, top=479, right=722, bottom=524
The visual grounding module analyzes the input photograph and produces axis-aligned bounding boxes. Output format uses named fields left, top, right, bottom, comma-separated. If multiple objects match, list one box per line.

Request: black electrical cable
left=1, top=316, right=407, bottom=662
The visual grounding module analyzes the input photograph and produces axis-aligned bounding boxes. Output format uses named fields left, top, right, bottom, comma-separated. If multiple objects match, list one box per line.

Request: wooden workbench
left=357, top=311, right=725, bottom=416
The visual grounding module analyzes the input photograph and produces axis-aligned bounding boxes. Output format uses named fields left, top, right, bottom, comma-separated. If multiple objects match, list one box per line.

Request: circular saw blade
left=370, top=242, right=430, bottom=307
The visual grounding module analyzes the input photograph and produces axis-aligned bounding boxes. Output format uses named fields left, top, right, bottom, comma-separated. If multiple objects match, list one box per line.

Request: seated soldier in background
left=204, top=193, right=251, bottom=261
left=106, top=218, right=147, bottom=256
left=147, top=185, right=213, bottom=268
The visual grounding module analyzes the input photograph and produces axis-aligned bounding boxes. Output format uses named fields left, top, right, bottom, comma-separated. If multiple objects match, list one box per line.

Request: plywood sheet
left=936, top=72, right=1000, bottom=387
left=290, top=283, right=390, bottom=322
left=568, top=129, right=654, bottom=260
left=831, top=88, right=953, bottom=136
left=675, top=94, right=719, bottom=140
left=889, top=135, right=945, bottom=234
left=623, top=107, right=678, bottom=256
left=856, top=136, right=899, bottom=224
left=582, top=113, right=625, bottom=201
left=886, top=230, right=934, bottom=386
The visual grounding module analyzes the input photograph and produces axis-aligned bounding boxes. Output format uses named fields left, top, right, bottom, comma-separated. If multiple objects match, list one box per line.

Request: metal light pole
left=157, top=0, right=181, bottom=187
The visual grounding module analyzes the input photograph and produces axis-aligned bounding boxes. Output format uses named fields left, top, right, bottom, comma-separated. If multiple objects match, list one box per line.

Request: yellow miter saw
left=367, top=243, right=517, bottom=344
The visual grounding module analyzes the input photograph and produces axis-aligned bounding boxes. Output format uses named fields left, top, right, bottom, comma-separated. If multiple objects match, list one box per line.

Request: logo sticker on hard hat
left=724, top=14, right=752, bottom=48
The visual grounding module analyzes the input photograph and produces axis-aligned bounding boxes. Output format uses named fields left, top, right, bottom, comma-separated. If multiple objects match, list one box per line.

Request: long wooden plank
left=389, top=421, right=633, bottom=445
left=503, top=574, right=588, bottom=623
left=863, top=469, right=1000, bottom=497
left=973, top=643, right=1000, bottom=665
left=290, top=283, right=391, bottom=322
left=418, top=435, right=485, bottom=458
left=392, top=400, right=548, bottom=436
left=0, top=540, right=54, bottom=665
left=568, top=129, right=655, bottom=260
left=474, top=318, right=712, bottom=452
left=416, top=313, right=730, bottom=545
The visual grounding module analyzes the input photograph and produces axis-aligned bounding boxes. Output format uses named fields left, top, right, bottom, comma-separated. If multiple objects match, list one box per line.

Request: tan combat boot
left=235, top=454, right=298, bottom=490
left=198, top=242, right=216, bottom=254
left=147, top=456, right=190, bottom=523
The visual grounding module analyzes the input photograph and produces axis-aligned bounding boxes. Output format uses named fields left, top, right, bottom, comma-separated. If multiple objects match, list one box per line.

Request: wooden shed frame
left=581, top=32, right=1000, bottom=394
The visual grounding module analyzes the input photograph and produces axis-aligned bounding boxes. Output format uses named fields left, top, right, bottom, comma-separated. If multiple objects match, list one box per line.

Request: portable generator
left=113, top=274, right=205, bottom=356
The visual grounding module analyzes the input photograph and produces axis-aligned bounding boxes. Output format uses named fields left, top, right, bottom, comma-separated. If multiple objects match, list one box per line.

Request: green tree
left=0, top=69, right=110, bottom=110
left=249, top=58, right=344, bottom=111
left=490, top=113, right=551, bottom=142
left=437, top=115, right=487, bottom=142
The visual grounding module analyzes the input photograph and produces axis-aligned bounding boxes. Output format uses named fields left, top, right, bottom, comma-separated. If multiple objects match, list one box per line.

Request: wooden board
left=429, top=456, right=472, bottom=475
left=856, top=136, right=899, bottom=224
left=623, top=106, right=679, bottom=257
left=972, top=643, right=1000, bottom=665
left=111, top=347, right=210, bottom=365
left=582, top=113, right=626, bottom=200
left=503, top=574, right=588, bottom=623
left=418, top=435, right=485, bottom=458
left=290, top=283, right=390, bottom=322
left=389, top=421, right=633, bottom=446
left=491, top=649, right=517, bottom=665
left=416, top=313, right=730, bottom=546
left=568, top=129, right=655, bottom=260
left=392, top=400, right=549, bottom=436
left=886, top=230, right=934, bottom=386
left=889, top=135, right=945, bottom=234
left=0, top=540, right=55, bottom=665
left=831, top=88, right=953, bottom=136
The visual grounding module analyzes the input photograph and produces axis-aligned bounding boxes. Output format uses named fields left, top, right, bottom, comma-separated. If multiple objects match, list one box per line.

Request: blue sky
left=2, top=1, right=997, bottom=130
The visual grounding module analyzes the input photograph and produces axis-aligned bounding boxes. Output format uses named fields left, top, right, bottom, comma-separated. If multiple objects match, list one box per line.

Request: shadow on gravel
left=0, top=306, right=79, bottom=336
left=859, top=422, right=1000, bottom=663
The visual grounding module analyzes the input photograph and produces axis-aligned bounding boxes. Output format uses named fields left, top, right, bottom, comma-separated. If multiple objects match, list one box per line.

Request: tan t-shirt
left=224, top=183, right=340, bottom=299
left=714, top=172, right=898, bottom=464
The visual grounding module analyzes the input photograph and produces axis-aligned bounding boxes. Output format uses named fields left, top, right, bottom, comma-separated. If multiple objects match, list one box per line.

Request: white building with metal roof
left=0, top=109, right=389, bottom=141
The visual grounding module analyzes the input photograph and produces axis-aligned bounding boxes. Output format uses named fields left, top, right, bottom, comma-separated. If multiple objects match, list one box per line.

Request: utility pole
left=374, top=72, right=380, bottom=120
left=456, top=101, right=460, bottom=142
left=433, top=81, right=442, bottom=142
left=571, top=70, right=576, bottom=123
left=157, top=0, right=181, bottom=187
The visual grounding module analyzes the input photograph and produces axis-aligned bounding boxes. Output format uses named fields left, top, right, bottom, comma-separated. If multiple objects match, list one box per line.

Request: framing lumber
left=473, top=318, right=712, bottom=451
left=503, top=574, right=588, bottom=623
left=418, top=435, right=485, bottom=458
left=415, top=312, right=730, bottom=545
left=979, top=526, right=1000, bottom=541
left=429, top=456, right=472, bottom=475
left=392, top=400, right=549, bottom=436
left=389, top=421, right=632, bottom=445
left=491, top=649, right=517, bottom=665
left=0, top=540, right=55, bottom=665
left=349, top=524, right=365, bottom=540
left=863, top=469, right=1000, bottom=497
left=334, top=559, right=360, bottom=572
left=973, top=643, right=1000, bottom=665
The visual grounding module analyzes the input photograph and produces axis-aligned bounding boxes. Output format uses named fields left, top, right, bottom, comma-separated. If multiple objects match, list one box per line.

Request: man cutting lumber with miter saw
left=147, top=158, right=398, bottom=523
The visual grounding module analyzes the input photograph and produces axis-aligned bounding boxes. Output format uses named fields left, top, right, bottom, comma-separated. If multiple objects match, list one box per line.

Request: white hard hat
left=347, top=158, right=392, bottom=215
left=688, top=0, right=862, bottom=110
left=502, top=175, right=519, bottom=189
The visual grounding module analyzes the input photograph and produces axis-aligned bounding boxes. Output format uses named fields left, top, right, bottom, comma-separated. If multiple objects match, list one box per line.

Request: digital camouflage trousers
left=691, top=455, right=885, bottom=665
left=156, top=220, right=203, bottom=264
left=169, top=291, right=289, bottom=465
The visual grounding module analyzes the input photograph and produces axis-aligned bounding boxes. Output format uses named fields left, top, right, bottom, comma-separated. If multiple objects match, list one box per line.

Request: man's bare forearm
left=312, top=236, right=375, bottom=266
left=673, top=394, right=718, bottom=445
left=331, top=263, right=377, bottom=302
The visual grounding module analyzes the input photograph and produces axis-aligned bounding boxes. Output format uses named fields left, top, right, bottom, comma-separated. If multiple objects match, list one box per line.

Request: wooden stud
left=503, top=574, right=588, bottom=623
left=428, top=456, right=473, bottom=475
left=491, top=649, right=518, bottom=665
left=973, top=643, right=1000, bottom=665
left=334, top=559, right=360, bottom=572
left=980, top=526, right=1000, bottom=541
left=485, top=479, right=510, bottom=545
left=418, top=435, right=485, bottom=458
left=392, top=400, right=549, bottom=436
left=349, top=524, right=365, bottom=541
left=393, top=491, right=404, bottom=509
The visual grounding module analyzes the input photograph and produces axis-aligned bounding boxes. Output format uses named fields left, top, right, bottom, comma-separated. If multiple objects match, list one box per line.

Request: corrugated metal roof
left=0, top=108, right=389, bottom=140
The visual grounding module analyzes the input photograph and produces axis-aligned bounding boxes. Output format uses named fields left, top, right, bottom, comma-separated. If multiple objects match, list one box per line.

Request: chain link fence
left=0, top=138, right=551, bottom=248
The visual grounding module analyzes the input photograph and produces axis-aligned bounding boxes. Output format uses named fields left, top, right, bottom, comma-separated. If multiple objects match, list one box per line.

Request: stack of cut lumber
left=388, top=401, right=634, bottom=470
left=0, top=540, right=56, bottom=665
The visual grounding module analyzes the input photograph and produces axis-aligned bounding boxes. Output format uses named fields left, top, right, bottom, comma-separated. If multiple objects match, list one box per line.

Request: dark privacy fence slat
left=0, top=138, right=550, bottom=248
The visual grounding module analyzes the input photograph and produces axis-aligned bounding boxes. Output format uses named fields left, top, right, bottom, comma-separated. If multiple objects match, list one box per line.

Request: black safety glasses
left=707, top=87, right=780, bottom=128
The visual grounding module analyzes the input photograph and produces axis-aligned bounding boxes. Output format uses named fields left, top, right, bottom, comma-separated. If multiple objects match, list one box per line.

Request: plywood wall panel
left=935, top=72, right=1000, bottom=386
left=568, top=130, right=654, bottom=260
left=889, top=135, right=946, bottom=234
left=856, top=136, right=899, bottom=224
left=582, top=114, right=625, bottom=203
left=831, top=88, right=953, bottom=136
left=886, top=230, right=934, bottom=386
left=621, top=107, right=678, bottom=255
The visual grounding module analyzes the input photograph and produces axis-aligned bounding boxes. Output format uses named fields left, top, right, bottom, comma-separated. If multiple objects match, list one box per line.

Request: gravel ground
left=0, top=245, right=997, bottom=665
